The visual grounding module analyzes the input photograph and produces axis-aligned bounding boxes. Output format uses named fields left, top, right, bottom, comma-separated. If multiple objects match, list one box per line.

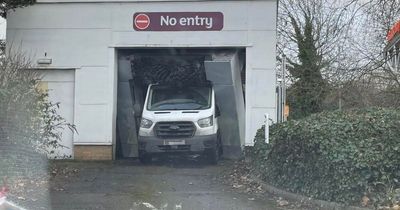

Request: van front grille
left=154, top=121, right=196, bottom=139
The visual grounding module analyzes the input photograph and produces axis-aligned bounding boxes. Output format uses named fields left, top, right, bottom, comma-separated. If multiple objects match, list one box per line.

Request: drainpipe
left=282, top=56, right=287, bottom=121
left=265, top=113, right=269, bottom=143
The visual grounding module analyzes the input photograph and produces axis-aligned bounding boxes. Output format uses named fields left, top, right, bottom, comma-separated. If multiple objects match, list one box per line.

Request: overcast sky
left=0, top=17, right=6, bottom=39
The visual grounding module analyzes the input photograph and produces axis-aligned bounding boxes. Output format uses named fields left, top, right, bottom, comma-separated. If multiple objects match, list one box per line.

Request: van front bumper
left=138, top=134, right=217, bottom=154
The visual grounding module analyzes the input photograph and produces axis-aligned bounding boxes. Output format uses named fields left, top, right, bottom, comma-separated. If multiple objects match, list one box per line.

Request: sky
left=0, top=17, right=6, bottom=39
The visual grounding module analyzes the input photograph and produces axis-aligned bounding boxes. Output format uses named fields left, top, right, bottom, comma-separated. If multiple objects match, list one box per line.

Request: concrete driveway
left=49, top=158, right=283, bottom=210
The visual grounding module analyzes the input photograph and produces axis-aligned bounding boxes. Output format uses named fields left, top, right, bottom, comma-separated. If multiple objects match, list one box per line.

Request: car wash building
left=6, top=0, right=277, bottom=160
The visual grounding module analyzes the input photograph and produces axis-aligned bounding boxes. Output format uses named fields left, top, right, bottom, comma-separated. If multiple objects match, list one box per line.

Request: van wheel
left=206, top=139, right=221, bottom=165
left=139, top=153, right=152, bottom=164
left=205, top=148, right=219, bottom=165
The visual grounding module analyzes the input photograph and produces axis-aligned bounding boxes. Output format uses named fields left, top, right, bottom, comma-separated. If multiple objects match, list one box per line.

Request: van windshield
left=148, top=86, right=212, bottom=111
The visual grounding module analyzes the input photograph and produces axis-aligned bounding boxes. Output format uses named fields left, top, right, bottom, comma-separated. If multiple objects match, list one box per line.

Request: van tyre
left=139, top=153, right=152, bottom=164
left=206, top=148, right=220, bottom=165
left=206, top=135, right=222, bottom=165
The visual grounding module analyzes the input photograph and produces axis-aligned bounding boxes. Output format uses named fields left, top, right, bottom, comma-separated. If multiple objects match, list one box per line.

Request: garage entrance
left=116, top=48, right=246, bottom=159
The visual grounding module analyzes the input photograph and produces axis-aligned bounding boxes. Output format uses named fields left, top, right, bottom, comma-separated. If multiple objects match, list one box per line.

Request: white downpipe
left=264, top=113, right=269, bottom=143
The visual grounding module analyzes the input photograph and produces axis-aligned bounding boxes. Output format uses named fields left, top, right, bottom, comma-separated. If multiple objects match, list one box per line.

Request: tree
left=357, top=0, right=400, bottom=84
left=0, top=0, right=35, bottom=18
left=278, top=0, right=358, bottom=118
left=286, top=12, right=328, bottom=119
left=328, top=0, right=400, bottom=110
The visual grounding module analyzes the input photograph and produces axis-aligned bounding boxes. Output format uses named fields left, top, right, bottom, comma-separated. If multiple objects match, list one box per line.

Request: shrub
left=0, top=52, right=75, bottom=156
left=252, top=108, right=400, bottom=206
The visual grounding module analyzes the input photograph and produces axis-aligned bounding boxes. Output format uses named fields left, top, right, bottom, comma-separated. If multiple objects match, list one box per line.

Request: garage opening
left=116, top=48, right=246, bottom=160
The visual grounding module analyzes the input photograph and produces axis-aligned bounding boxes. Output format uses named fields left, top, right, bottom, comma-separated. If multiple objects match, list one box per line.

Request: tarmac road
left=49, top=157, right=283, bottom=210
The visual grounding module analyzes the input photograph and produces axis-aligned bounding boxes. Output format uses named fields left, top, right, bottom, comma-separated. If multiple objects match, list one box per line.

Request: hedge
left=252, top=108, right=400, bottom=206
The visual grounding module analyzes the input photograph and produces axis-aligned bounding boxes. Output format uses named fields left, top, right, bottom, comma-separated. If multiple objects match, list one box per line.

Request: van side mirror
left=215, top=105, right=221, bottom=117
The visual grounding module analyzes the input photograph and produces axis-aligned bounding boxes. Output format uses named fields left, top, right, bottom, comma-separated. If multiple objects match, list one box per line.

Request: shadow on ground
left=121, top=154, right=214, bottom=168
left=48, top=157, right=283, bottom=210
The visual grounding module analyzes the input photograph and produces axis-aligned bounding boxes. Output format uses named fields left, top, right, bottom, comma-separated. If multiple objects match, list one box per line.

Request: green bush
left=252, top=108, right=400, bottom=206
left=0, top=52, right=75, bottom=156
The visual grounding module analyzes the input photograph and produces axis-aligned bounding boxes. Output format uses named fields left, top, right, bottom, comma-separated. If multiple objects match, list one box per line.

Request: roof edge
left=37, top=0, right=273, bottom=3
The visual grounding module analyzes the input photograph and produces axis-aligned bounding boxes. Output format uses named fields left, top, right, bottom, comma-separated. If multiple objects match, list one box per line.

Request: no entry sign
left=134, top=14, right=151, bottom=30
left=133, top=12, right=224, bottom=31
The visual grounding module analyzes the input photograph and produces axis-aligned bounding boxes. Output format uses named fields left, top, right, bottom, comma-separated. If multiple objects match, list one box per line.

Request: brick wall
left=74, top=145, right=113, bottom=160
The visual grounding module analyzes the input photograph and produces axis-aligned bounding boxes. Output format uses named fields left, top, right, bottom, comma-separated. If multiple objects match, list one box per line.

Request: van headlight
left=198, top=116, right=213, bottom=128
left=140, top=118, right=153, bottom=129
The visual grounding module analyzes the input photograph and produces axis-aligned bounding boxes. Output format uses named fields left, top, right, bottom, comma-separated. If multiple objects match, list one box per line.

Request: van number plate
left=165, top=140, right=186, bottom=145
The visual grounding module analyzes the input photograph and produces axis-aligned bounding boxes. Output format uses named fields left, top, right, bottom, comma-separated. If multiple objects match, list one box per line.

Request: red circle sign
left=134, top=14, right=150, bottom=30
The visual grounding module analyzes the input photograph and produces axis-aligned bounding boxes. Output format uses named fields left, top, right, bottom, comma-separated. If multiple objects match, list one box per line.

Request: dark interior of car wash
left=116, top=48, right=246, bottom=160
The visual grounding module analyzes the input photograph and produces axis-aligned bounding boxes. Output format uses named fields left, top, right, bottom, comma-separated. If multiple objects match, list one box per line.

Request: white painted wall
left=6, top=0, right=277, bottom=154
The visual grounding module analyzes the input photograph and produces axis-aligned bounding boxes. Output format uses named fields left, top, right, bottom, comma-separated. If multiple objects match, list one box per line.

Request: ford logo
left=169, top=125, right=180, bottom=130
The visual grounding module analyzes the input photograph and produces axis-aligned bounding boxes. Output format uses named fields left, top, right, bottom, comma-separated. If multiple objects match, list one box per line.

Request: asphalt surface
left=49, top=157, right=283, bottom=210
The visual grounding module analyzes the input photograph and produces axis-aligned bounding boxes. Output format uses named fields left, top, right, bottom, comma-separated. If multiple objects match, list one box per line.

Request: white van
left=138, top=84, right=222, bottom=164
